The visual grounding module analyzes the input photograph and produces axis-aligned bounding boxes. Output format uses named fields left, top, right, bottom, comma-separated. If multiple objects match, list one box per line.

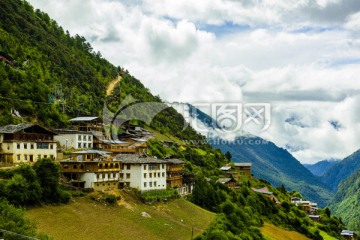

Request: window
left=126, top=173, right=130, bottom=179
left=99, top=164, right=103, bottom=169
left=126, top=164, right=131, bottom=170
left=73, top=164, right=78, bottom=169
left=78, top=143, right=81, bottom=148
left=144, top=182, right=147, bottom=188
left=115, top=163, right=119, bottom=168
left=149, top=173, right=152, bottom=178
left=162, top=164, right=165, bottom=169
left=24, top=143, right=27, bottom=149
left=88, top=135, right=92, bottom=141
left=44, top=155, right=47, bottom=158
left=149, top=164, right=159, bottom=170
left=149, top=182, right=152, bottom=187
left=88, top=143, right=92, bottom=148
left=37, top=154, right=41, bottom=160
left=105, top=164, right=108, bottom=169
left=109, top=173, right=112, bottom=179
left=158, top=172, right=160, bottom=177
left=17, top=154, right=21, bottom=161
left=78, top=135, right=81, bottom=141
left=30, top=144, right=34, bottom=149
left=103, top=173, right=106, bottom=179
left=37, top=143, right=49, bottom=149
left=120, top=173, right=124, bottom=178
left=97, top=184, right=99, bottom=186
left=144, top=173, right=147, bottom=178
left=80, top=164, right=84, bottom=170
left=24, top=155, right=28, bottom=161
left=83, top=143, right=86, bottom=148
left=97, top=173, right=100, bottom=179
left=162, top=172, right=165, bottom=177
left=50, top=155, right=54, bottom=159
left=154, top=181, right=157, bottom=187
left=17, top=143, right=20, bottom=149
left=49, top=144, right=53, bottom=149
left=110, top=163, right=113, bottom=168
left=144, top=165, right=147, bottom=170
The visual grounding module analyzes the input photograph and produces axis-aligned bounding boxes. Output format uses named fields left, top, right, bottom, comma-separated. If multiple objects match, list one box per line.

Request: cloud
left=26, top=0, right=360, bottom=163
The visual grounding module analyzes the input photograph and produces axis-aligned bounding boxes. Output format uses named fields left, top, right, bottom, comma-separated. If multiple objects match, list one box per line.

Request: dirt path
left=106, top=75, right=121, bottom=96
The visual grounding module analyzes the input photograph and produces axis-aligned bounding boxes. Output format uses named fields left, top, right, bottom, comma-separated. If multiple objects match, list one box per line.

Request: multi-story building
left=165, top=158, right=184, bottom=188
left=60, top=150, right=121, bottom=191
left=0, top=124, right=57, bottom=163
left=114, top=154, right=167, bottom=191
left=234, top=162, right=252, bottom=177
left=54, top=130, right=93, bottom=150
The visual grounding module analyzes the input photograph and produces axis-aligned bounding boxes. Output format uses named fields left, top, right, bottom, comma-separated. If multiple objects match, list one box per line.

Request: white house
left=114, top=154, right=167, bottom=191
left=54, top=130, right=93, bottom=150
left=0, top=124, right=57, bottom=163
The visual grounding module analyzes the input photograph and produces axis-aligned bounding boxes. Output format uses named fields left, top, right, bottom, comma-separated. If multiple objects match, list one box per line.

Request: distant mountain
left=178, top=103, right=333, bottom=207
left=329, top=168, right=360, bottom=232
left=215, top=135, right=332, bottom=207
left=304, top=160, right=340, bottom=176
left=321, top=149, right=360, bottom=192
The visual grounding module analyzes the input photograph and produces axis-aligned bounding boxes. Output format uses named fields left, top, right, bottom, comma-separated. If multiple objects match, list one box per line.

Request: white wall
left=55, top=133, right=93, bottom=150
left=121, top=163, right=167, bottom=191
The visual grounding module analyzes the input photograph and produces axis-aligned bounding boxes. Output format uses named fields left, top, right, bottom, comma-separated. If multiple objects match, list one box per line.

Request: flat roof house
left=54, top=130, right=93, bottom=150
left=0, top=124, right=57, bottom=164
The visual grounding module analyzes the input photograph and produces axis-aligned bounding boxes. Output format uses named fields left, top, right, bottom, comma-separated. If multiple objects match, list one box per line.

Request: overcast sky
left=28, top=0, right=360, bottom=164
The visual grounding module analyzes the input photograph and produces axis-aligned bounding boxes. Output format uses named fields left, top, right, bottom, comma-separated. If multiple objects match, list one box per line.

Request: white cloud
left=27, top=0, right=360, bottom=163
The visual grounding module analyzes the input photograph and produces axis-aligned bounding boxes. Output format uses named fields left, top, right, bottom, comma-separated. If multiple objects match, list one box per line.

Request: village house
left=60, top=150, right=121, bottom=190
left=341, top=230, right=356, bottom=240
left=164, top=158, right=191, bottom=194
left=291, top=198, right=318, bottom=214
left=54, top=130, right=93, bottom=150
left=252, top=187, right=281, bottom=205
left=0, top=124, right=57, bottom=163
left=114, top=154, right=167, bottom=191
left=97, top=139, right=146, bottom=154
left=220, top=165, right=240, bottom=181
left=217, top=178, right=237, bottom=188
left=308, top=214, right=320, bottom=222
left=233, top=162, right=252, bottom=177
left=69, top=116, right=103, bottom=132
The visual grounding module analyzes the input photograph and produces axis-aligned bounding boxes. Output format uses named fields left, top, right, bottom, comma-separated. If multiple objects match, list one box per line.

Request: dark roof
left=164, top=159, right=184, bottom=164
left=114, top=154, right=166, bottom=164
left=0, top=124, right=55, bottom=135
left=55, top=129, right=92, bottom=134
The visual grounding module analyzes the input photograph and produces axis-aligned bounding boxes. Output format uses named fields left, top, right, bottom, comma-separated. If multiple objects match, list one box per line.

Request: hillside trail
left=106, top=75, right=121, bottom=96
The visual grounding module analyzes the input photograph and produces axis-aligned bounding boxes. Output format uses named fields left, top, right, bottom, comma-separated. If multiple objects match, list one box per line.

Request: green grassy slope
left=25, top=193, right=215, bottom=240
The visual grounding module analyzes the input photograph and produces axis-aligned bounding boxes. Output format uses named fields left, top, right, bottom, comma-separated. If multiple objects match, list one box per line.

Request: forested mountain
left=329, top=168, right=360, bottom=232
left=0, top=0, right=203, bottom=142
left=321, top=149, right=360, bottom=192
left=304, top=160, right=339, bottom=176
